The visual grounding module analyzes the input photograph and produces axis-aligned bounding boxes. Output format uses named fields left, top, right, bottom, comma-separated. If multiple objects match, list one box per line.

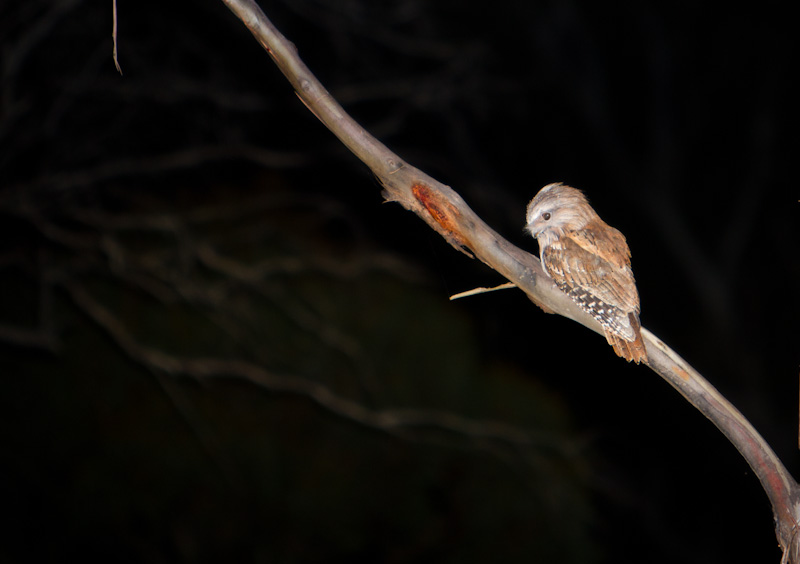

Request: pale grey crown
left=525, top=183, right=597, bottom=248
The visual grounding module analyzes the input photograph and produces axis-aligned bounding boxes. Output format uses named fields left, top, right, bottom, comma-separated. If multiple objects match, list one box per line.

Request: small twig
left=219, top=1, right=800, bottom=559
left=112, top=0, right=122, bottom=75
left=450, top=282, right=516, bottom=301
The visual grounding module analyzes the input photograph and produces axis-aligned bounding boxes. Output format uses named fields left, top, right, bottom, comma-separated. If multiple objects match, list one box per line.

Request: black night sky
left=1, top=1, right=798, bottom=562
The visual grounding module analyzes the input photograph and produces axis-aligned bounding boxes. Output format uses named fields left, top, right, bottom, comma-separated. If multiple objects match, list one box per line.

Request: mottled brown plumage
left=526, top=183, right=647, bottom=363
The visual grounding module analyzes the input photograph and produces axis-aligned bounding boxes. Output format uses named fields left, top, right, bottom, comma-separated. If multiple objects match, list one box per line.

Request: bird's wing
left=541, top=234, right=640, bottom=315
left=567, top=220, right=631, bottom=269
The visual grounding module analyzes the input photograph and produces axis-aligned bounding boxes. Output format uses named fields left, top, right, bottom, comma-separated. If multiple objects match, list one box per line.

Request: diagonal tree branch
left=220, top=0, right=799, bottom=560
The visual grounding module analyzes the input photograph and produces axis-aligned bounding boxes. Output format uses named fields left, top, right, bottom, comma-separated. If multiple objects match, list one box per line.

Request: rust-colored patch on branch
left=674, top=367, right=691, bottom=381
left=412, top=183, right=470, bottom=251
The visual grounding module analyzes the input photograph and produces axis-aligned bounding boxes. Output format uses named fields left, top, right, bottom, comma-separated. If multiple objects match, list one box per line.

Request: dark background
left=1, top=0, right=798, bottom=562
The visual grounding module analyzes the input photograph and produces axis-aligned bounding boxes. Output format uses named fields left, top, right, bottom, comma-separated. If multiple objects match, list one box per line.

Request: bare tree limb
left=219, top=0, right=800, bottom=559
left=62, top=278, right=577, bottom=461
left=12, top=144, right=310, bottom=193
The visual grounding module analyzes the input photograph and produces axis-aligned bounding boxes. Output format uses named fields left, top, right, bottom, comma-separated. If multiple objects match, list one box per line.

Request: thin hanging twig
left=112, top=0, right=122, bottom=74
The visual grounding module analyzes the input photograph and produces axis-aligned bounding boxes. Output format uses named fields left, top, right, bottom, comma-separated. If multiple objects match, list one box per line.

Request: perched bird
left=525, top=183, right=647, bottom=363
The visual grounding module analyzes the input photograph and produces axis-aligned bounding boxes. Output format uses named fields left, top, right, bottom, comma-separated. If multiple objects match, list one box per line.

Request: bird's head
left=525, top=183, right=595, bottom=246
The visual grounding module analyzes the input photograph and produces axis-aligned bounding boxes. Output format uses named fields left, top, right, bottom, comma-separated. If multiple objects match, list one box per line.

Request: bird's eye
left=542, top=212, right=551, bottom=221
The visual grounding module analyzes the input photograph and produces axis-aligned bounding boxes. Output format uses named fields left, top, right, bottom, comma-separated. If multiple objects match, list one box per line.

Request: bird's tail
left=605, top=314, right=648, bottom=364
